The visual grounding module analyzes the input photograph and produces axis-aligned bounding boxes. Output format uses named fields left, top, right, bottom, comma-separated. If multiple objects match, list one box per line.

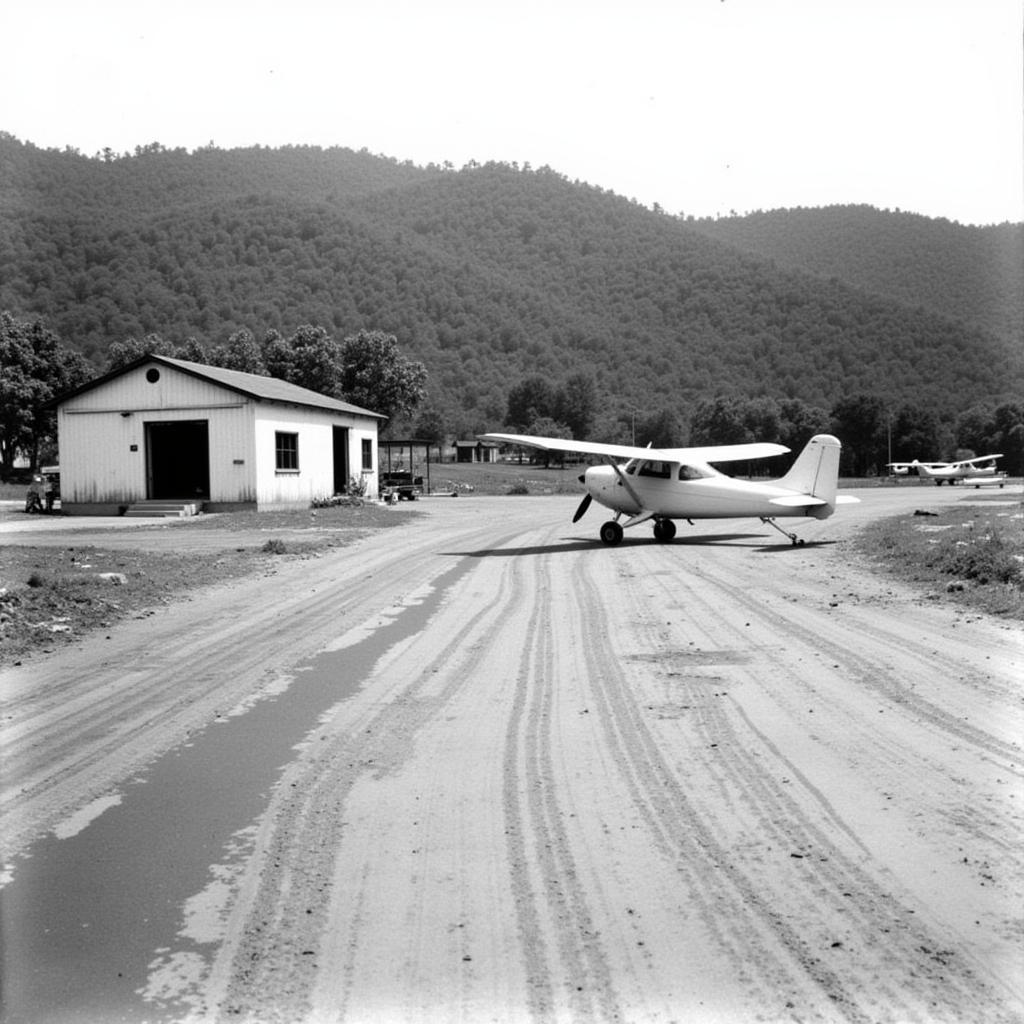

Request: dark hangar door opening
left=333, top=426, right=349, bottom=495
left=146, top=421, right=210, bottom=499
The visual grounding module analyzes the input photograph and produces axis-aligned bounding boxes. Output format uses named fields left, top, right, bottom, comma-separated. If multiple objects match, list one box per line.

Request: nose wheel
left=599, top=521, right=624, bottom=546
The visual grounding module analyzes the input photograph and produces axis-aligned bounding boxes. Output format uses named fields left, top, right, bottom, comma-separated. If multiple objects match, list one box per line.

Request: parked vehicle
left=41, top=465, right=60, bottom=511
left=380, top=471, right=423, bottom=501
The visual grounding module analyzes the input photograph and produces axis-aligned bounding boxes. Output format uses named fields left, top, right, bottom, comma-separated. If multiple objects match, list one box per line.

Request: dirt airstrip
left=1, top=489, right=1022, bottom=1023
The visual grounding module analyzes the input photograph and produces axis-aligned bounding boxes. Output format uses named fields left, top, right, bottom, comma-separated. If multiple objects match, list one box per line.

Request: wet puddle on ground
left=0, top=560, right=471, bottom=1023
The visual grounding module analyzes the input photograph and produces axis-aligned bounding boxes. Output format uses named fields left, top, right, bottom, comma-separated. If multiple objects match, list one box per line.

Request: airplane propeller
left=572, top=493, right=593, bottom=523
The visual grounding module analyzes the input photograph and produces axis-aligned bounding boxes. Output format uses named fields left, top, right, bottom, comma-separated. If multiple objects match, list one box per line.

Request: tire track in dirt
left=694, top=557, right=1022, bottom=770
left=612, top=545, right=1021, bottom=1021
left=207, top=521, right=544, bottom=1022
left=502, top=541, right=623, bottom=1024
left=569, top=550, right=885, bottom=1022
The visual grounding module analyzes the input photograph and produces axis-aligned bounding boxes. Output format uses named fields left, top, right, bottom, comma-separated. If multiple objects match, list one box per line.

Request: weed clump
left=932, top=525, right=1022, bottom=586
left=855, top=504, right=1023, bottom=617
left=261, top=538, right=288, bottom=554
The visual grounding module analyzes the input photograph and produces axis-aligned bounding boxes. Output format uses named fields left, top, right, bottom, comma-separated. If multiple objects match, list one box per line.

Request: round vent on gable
left=146, top=368, right=160, bottom=383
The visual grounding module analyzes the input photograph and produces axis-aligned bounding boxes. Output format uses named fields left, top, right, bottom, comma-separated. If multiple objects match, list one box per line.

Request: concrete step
left=124, top=501, right=202, bottom=518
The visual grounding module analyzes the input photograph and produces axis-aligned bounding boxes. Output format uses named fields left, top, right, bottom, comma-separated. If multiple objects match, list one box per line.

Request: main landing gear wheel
left=653, top=519, right=676, bottom=542
left=599, top=521, right=624, bottom=546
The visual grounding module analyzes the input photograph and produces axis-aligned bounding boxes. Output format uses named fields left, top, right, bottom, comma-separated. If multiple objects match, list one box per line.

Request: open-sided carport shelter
left=49, top=355, right=385, bottom=514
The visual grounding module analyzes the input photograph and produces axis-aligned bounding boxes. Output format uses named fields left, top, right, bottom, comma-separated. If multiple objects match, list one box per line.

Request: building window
left=361, top=438, right=373, bottom=471
left=275, top=431, right=299, bottom=472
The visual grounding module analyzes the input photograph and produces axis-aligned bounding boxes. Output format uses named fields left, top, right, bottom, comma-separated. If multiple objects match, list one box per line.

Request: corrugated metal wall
left=58, top=361, right=378, bottom=509
left=253, top=406, right=379, bottom=507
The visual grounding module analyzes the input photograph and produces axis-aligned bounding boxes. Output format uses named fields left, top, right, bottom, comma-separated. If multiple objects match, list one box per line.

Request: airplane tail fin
left=778, top=434, right=841, bottom=505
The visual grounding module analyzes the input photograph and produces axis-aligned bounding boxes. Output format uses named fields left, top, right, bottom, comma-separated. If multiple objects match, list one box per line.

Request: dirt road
left=1, top=490, right=1022, bottom=1023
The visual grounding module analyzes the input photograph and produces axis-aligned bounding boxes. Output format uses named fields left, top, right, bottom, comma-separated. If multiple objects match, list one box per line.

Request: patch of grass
left=853, top=503, right=1024, bottom=618
left=0, top=503, right=414, bottom=663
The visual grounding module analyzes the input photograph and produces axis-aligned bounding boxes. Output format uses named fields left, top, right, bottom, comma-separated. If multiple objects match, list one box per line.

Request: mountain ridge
left=1, top=134, right=1020, bottom=429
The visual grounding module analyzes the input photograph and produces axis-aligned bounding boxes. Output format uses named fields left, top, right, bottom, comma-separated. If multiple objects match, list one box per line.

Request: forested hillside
left=691, top=206, right=1023, bottom=343
left=2, top=134, right=1021, bottom=436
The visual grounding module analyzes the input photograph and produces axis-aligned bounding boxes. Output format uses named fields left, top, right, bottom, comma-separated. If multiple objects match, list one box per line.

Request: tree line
left=4, top=308, right=1022, bottom=482
left=0, top=312, right=427, bottom=479
left=500, top=378, right=1024, bottom=477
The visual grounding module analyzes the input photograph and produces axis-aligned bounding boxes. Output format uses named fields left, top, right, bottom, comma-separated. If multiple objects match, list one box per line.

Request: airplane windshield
left=637, top=461, right=671, bottom=478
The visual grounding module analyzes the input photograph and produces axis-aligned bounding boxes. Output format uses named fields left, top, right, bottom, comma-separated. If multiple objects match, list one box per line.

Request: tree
left=955, top=405, right=996, bottom=456
left=178, top=337, right=209, bottom=364
left=412, top=407, right=447, bottom=445
left=636, top=408, right=683, bottom=448
left=208, top=329, right=266, bottom=374
left=506, top=375, right=556, bottom=430
left=830, top=393, right=887, bottom=476
left=890, top=403, right=941, bottom=463
left=339, top=329, right=427, bottom=424
left=778, top=398, right=832, bottom=451
left=106, top=333, right=179, bottom=370
left=0, top=313, right=90, bottom=478
left=288, top=324, right=344, bottom=396
left=737, top=397, right=780, bottom=445
left=991, top=402, right=1024, bottom=476
left=520, top=416, right=572, bottom=466
left=688, top=396, right=748, bottom=445
left=554, top=372, right=597, bottom=439
left=261, top=329, right=294, bottom=381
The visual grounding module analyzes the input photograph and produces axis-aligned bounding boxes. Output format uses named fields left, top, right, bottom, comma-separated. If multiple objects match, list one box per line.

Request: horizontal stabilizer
left=769, top=495, right=827, bottom=508
left=834, top=495, right=860, bottom=504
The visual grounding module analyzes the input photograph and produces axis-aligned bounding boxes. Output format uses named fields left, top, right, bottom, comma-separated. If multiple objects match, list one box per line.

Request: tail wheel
left=653, top=519, right=676, bottom=542
left=599, top=521, right=624, bottom=546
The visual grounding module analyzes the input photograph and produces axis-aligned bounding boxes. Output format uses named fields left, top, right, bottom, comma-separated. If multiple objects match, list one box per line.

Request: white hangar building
left=52, top=355, right=385, bottom=515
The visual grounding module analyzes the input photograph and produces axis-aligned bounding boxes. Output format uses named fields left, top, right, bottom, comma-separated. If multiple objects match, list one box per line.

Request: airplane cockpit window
left=678, top=465, right=702, bottom=480
left=637, top=460, right=671, bottom=478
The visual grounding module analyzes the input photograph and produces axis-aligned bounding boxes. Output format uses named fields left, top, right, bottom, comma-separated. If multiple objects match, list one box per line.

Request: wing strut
left=608, top=458, right=647, bottom=514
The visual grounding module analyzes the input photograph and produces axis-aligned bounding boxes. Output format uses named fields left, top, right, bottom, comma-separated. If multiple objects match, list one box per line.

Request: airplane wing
left=479, top=433, right=790, bottom=464
left=949, top=453, right=1003, bottom=468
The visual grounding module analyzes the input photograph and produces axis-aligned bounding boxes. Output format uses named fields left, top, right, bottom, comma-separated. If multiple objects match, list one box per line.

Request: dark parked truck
left=379, top=471, right=423, bottom=501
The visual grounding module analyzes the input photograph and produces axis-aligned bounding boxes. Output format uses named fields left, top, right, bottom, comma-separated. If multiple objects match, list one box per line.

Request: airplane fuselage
left=917, top=464, right=998, bottom=484
left=583, top=463, right=836, bottom=521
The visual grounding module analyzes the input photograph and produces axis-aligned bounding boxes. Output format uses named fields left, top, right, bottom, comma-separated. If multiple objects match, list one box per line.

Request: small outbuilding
left=454, top=439, right=499, bottom=464
left=50, top=355, right=385, bottom=514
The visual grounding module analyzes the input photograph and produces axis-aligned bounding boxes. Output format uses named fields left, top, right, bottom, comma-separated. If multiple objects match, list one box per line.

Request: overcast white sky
left=4, top=0, right=1022, bottom=224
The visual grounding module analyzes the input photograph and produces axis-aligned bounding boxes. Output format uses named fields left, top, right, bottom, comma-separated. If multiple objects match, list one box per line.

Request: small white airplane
left=479, top=432, right=859, bottom=545
left=888, top=454, right=1003, bottom=485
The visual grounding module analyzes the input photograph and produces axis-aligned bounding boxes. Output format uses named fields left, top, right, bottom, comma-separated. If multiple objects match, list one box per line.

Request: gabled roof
left=49, top=354, right=385, bottom=419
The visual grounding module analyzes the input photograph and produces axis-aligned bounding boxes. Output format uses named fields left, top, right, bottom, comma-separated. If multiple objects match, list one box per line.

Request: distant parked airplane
left=888, top=454, right=1004, bottom=485
left=480, top=432, right=859, bottom=545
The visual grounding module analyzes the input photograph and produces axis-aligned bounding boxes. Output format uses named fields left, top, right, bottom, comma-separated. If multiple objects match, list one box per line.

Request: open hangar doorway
left=146, top=420, right=210, bottom=500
